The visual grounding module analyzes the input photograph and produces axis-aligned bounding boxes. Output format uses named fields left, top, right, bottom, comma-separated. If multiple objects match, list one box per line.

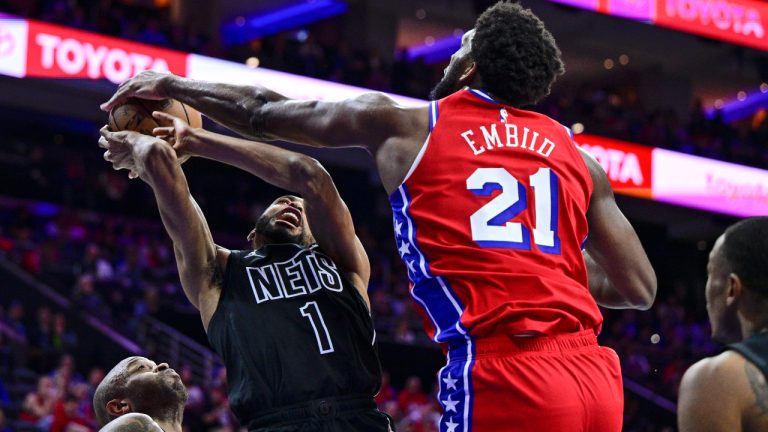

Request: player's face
left=123, top=357, right=187, bottom=412
left=705, top=235, right=742, bottom=344
left=252, top=196, right=313, bottom=246
left=430, top=30, right=475, bottom=100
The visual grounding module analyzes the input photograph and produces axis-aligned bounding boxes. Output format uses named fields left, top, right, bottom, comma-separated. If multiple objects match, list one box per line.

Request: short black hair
left=722, top=217, right=768, bottom=297
left=93, top=357, right=134, bottom=426
left=472, top=1, right=564, bottom=106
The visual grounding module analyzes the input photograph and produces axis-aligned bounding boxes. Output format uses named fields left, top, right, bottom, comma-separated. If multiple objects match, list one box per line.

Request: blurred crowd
left=0, top=295, right=448, bottom=431
left=4, top=0, right=768, bottom=169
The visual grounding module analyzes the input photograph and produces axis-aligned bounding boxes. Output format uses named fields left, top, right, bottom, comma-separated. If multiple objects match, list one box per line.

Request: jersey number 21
left=466, top=167, right=561, bottom=254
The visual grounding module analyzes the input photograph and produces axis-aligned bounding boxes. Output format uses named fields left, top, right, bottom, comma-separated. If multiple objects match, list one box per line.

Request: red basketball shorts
left=437, top=330, right=623, bottom=432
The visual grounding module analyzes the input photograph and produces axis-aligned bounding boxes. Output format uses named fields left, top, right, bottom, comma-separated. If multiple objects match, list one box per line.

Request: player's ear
left=458, top=62, right=477, bottom=86
left=106, top=399, right=133, bottom=417
left=247, top=228, right=257, bottom=242
left=725, top=273, right=743, bottom=306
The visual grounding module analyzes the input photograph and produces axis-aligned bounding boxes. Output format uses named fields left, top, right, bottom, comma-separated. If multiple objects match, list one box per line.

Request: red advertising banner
left=656, top=0, right=768, bottom=51
left=25, top=21, right=187, bottom=84
left=575, top=134, right=654, bottom=198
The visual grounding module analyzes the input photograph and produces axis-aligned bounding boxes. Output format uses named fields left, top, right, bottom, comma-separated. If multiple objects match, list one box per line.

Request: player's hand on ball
left=100, top=70, right=173, bottom=112
left=99, top=126, right=160, bottom=179
left=152, top=111, right=195, bottom=164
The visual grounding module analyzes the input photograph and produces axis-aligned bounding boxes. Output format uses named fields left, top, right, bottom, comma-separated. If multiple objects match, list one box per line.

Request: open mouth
left=275, top=207, right=302, bottom=228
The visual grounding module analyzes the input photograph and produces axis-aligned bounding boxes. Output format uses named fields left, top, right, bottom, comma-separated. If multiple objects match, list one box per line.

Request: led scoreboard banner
left=548, top=0, right=768, bottom=52
left=0, top=16, right=766, bottom=217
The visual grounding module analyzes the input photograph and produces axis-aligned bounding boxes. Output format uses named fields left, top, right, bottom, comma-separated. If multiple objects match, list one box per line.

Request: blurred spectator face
left=53, top=313, right=67, bottom=332
left=405, top=376, right=421, bottom=393
left=705, top=234, right=742, bottom=344
left=78, top=275, right=95, bottom=295
left=88, top=368, right=105, bottom=387
left=37, top=376, right=54, bottom=395
left=9, top=302, right=23, bottom=321
left=37, top=306, right=52, bottom=326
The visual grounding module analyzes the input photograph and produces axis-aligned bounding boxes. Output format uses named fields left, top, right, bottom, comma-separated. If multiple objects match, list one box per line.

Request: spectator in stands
left=19, top=375, right=56, bottom=429
left=397, top=376, right=429, bottom=413
left=0, top=408, right=11, bottom=432
left=51, top=313, right=78, bottom=354
left=201, top=388, right=236, bottom=431
left=375, top=371, right=396, bottom=407
left=50, top=392, right=92, bottom=432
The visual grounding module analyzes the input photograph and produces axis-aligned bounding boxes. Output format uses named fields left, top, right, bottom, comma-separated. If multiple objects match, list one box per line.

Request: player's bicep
left=303, top=165, right=370, bottom=280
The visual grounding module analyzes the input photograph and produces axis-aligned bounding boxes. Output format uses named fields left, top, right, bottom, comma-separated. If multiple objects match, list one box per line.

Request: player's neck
left=154, top=418, right=181, bottom=432
left=740, top=316, right=768, bottom=340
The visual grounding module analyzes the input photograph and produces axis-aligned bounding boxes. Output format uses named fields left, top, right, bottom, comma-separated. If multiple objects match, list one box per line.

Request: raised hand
left=100, top=71, right=175, bottom=112
left=99, top=125, right=167, bottom=179
left=151, top=111, right=196, bottom=164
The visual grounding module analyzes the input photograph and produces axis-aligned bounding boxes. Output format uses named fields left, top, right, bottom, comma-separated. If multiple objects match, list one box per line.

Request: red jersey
left=389, top=89, right=602, bottom=347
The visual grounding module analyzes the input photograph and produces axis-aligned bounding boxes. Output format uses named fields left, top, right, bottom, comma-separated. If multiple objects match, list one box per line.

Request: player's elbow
left=626, top=271, right=657, bottom=310
left=288, top=155, right=331, bottom=196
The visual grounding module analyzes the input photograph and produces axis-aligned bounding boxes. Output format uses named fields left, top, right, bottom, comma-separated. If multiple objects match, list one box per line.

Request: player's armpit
left=99, top=413, right=164, bottom=432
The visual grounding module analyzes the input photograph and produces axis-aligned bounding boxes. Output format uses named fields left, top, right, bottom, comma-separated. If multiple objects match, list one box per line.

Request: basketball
left=108, top=98, right=202, bottom=134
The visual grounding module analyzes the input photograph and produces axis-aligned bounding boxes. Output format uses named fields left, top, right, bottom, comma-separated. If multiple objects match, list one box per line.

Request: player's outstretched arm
left=154, top=113, right=371, bottom=306
left=100, top=71, right=427, bottom=154
left=579, top=148, right=656, bottom=310
left=99, top=127, right=228, bottom=330
left=99, top=413, right=164, bottom=432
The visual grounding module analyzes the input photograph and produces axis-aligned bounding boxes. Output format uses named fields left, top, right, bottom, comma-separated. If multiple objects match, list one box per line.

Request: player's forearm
left=187, top=128, right=323, bottom=195
left=584, top=250, right=655, bottom=310
left=164, top=75, right=285, bottom=140
left=137, top=140, right=217, bottom=298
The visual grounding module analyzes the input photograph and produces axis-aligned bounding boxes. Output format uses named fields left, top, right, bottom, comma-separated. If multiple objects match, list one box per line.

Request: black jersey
left=206, top=244, right=382, bottom=427
left=728, top=332, right=768, bottom=379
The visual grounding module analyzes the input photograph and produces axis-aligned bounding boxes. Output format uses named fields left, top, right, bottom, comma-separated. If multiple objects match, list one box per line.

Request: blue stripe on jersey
left=469, top=88, right=496, bottom=104
left=429, top=100, right=439, bottom=131
left=562, top=124, right=574, bottom=140
left=390, top=184, right=475, bottom=432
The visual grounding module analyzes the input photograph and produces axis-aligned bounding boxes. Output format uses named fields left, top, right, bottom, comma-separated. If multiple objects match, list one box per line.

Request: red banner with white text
left=25, top=21, right=187, bottom=83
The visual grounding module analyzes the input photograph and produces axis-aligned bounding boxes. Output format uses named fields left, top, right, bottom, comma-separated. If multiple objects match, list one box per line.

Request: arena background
left=0, top=0, right=767, bottom=430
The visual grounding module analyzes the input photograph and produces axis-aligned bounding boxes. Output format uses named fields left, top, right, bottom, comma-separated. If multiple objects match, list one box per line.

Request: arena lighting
left=3, top=17, right=768, bottom=217
left=545, top=0, right=768, bottom=52
left=221, top=0, right=347, bottom=46
left=705, top=87, right=768, bottom=122
left=405, top=34, right=462, bottom=64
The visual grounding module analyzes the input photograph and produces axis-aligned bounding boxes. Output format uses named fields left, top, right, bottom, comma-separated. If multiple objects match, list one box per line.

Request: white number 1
left=300, top=301, right=335, bottom=354
left=466, top=167, right=561, bottom=254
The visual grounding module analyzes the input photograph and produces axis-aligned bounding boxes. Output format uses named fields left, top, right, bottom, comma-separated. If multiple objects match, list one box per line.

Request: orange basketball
left=108, top=98, right=202, bottom=134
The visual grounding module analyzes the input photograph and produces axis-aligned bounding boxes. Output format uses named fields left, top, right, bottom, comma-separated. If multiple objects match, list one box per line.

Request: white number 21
left=466, top=167, right=561, bottom=254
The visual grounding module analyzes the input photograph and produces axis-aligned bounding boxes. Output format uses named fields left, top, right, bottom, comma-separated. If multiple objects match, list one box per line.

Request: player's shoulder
left=681, top=351, right=747, bottom=394
left=99, top=413, right=164, bottom=432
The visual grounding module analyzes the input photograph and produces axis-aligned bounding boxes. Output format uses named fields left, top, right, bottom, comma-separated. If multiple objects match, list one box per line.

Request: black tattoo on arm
left=745, top=361, right=768, bottom=415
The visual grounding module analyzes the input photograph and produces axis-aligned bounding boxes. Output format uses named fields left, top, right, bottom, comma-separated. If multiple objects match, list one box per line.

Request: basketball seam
left=134, top=99, right=159, bottom=129
left=180, top=102, right=191, bottom=126
left=108, top=111, right=119, bottom=131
